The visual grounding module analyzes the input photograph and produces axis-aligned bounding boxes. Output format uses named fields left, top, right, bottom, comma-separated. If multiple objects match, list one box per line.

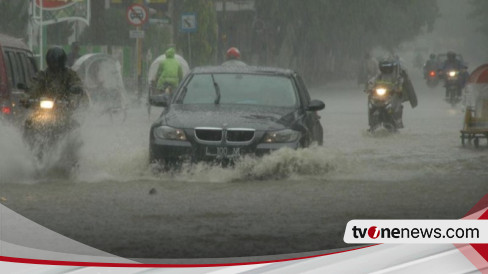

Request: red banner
left=35, top=0, right=75, bottom=9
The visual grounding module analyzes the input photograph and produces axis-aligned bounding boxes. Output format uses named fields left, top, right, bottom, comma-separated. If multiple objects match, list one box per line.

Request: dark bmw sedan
left=149, top=66, right=325, bottom=165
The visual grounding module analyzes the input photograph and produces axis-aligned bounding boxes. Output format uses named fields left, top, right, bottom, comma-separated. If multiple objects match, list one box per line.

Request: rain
left=0, top=0, right=487, bottom=260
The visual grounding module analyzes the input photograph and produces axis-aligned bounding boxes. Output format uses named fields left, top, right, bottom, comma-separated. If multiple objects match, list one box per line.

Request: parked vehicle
left=148, top=66, right=325, bottom=168
left=461, top=64, right=488, bottom=147
left=72, top=53, right=129, bottom=123
left=0, top=33, right=38, bottom=122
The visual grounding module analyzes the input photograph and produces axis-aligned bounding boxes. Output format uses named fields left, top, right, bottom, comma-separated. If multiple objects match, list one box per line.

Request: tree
left=175, top=0, right=217, bottom=67
left=254, top=0, right=439, bottom=83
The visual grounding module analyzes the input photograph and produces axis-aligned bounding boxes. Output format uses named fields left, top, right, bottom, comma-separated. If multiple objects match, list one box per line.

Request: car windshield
left=179, top=73, right=298, bottom=107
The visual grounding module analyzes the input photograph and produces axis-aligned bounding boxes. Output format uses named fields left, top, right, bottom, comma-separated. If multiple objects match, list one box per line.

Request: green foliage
left=175, top=0, right=217, bottom=66
left=254, top=0, right=439, bottom=82
left=79, top=3, right=171, bottom=54
left=0, top=1, right=28, bottom=38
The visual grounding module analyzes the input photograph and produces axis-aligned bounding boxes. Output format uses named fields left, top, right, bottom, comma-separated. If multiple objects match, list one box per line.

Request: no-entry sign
left=126, top=4, right=148, bottom=26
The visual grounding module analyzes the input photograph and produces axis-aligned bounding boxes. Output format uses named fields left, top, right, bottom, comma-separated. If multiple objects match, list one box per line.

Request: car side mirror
left=307, top=99, right=325, bottom=111
left=149, top=94, right=170, bottom=107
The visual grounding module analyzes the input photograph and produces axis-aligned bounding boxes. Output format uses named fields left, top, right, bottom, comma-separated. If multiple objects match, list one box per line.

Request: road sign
left=126, top=4, right=148, bottom=26
left=130, top=30, right=145, bottom=39
left=181, top=13, right=197, bottom=33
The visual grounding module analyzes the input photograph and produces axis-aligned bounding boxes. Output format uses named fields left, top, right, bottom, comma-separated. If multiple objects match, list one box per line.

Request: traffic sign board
left=181, top=13, right=197, bottom=33
left=126, top=4, right=148, bottom=26
left=130, top=30, right=145, bottom=39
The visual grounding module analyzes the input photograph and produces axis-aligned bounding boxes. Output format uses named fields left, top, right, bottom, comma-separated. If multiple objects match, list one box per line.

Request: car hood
left=159, top=104, right=299, bottom=130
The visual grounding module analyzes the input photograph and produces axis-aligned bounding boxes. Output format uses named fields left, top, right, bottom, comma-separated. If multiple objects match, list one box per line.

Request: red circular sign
left=126, top=4, right=148, bottom=26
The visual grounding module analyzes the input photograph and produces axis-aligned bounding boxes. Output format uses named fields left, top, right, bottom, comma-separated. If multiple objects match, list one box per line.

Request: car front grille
left=194, top=128, right=255, bottom=143
left=195, top=128, right=222, bottom=142
left=226, top=129, right=255, bottom=142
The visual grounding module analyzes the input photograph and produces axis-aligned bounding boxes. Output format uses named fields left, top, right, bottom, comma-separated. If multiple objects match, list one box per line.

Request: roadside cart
left=461, top=64, right=488, bottom=147
left=73, top=53, right=129, bottom=122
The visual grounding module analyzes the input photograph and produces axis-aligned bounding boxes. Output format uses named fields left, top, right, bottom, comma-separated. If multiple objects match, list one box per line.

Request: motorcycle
left=367, top=84, right=401, bottom=133
left=425, top=70, right=439, bottom=88
left=443, top=69, right=463, bottom=106
left=23, top=95, right=82, bottom=173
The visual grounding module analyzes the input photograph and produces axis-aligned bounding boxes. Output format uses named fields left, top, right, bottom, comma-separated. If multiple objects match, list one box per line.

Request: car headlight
left=448, top=71, right=457, bottom=77
left=154, top=126, right=187, bottom=141
left=40, top=100, right=54, bottom=109
left=263, top=129, right=300, bottom=143
left=375, top=88, right=387, bottom=96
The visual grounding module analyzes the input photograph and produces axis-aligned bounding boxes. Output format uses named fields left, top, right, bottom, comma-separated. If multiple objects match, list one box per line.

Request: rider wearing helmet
left=222, top=47, right=247, bottom=66
left=441, top=51, right=468, bottom=97
left=29, top=46, right=85, bottom=108
left=156, top=47, right=183, bottom=93
left=366, top=56, right=417, bottom=129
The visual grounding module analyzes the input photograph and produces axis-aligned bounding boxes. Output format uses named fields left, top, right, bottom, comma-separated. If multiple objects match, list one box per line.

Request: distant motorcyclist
left=441, top=51, right=468, bottom=98
left=366, top=57, right=417, bottom=129
left=357, top=52, right=379, bottom=86
left=222, top=47, right=247, bottom=67
left=423, top=53, right=438, bottom=79
left=29, top=46, right=86, bottom=109
left=156, top=47, right=183, bottom=94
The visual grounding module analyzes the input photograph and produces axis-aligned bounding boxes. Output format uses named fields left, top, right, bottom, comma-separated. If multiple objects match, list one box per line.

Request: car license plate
left=205, top=147, right=241, bottom=159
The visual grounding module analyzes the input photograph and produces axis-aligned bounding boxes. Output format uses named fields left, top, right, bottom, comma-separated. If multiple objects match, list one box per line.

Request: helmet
left=378, top=60, right=397, bottom=74
left=226, top=47, right=241, bottom=60
left=447, top=51, right=456, bottom=60
left=46, top=46, right=67, bottom=71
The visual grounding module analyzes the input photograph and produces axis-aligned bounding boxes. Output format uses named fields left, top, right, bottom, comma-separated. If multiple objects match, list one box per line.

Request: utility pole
left=169, top=0, right=175, bottom=47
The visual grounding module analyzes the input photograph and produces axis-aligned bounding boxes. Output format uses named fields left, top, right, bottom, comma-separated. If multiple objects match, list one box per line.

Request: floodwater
left=0, top=77, right=487, bottom=259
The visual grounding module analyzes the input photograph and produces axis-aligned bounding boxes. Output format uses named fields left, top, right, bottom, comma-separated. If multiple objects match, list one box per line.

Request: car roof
left=0, top=33, right=30, bottom=51
left=191, top=66, right=296, bottom=77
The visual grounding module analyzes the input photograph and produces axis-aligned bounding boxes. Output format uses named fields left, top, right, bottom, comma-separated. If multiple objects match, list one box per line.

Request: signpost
left=181, top=12, right=197, bottom=66
left=126, top=3, right=148, bottom=101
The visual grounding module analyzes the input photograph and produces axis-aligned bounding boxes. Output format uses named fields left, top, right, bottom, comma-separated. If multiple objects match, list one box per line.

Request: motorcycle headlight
left=375, top=88, right=387, bottom=96
left=263, top=129, right=300, bottom=143
left=154, top=126, right=187, bottom=141
left=448, top=71, right=457, bottom=77
left=40, top=100, right=54, bottom=109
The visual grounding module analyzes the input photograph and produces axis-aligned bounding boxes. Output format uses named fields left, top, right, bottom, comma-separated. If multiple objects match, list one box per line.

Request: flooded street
left=1, top=78, right=487, bottom=259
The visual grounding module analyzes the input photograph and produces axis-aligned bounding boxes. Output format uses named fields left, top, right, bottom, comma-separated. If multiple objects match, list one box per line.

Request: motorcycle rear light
left=429, top=71, right=436, bottom=77
left=1, top=106, right=11, bottom=115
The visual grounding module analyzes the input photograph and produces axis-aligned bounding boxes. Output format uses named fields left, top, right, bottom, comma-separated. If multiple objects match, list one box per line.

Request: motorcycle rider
left=29, top=46, right=86, bottom=109
left=366, top=57, right=417, bottom=130
left=423, top=53, right=438, bottom=79
left=156, top=47, right=183, bottom=94
left=441, top=51, right=467, bottom=98
left=222, top=47, right=247, bottom=66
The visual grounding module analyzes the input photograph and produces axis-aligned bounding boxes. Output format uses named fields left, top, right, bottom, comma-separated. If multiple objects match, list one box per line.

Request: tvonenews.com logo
left=344, top=220, right=488, bottom=244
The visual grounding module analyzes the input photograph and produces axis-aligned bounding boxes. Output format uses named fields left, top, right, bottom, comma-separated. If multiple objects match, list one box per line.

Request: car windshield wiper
left=211, top=74, right=221, bottom=104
